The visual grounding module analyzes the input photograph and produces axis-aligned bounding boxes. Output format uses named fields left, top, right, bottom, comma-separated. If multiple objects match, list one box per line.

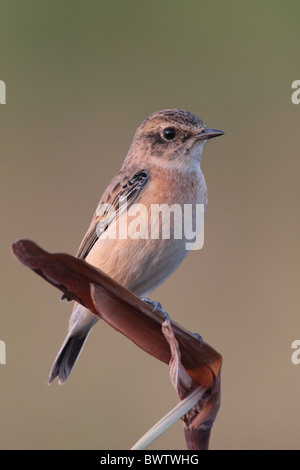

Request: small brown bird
left=48, top=108, right=224, bottom=384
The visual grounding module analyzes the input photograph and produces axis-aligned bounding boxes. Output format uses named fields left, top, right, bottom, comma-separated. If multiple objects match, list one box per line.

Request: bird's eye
left=163, top=127, right=176, bottom=141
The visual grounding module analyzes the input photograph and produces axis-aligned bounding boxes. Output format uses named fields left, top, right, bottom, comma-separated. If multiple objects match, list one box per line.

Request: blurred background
left=1, top=0, right=300, bottom=450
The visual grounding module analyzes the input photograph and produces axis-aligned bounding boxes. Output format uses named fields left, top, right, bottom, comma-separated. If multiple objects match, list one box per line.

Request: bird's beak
left=196, top=127, right=225, bottom=141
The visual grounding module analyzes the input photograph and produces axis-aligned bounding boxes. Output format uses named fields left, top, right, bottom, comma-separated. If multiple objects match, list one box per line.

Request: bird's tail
left=48, top=305, right=99, bottom=385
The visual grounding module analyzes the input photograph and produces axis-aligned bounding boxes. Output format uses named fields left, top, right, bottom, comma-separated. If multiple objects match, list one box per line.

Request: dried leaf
left=12, top=239, right=222, bottom=449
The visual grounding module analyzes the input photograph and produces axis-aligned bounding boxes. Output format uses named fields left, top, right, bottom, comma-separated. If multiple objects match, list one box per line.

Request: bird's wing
left=76, top=169, right=149, bottom=260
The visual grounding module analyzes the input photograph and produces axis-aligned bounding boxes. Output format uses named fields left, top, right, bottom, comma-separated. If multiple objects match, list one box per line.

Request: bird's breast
left=86, top=166, right=207, bottom=296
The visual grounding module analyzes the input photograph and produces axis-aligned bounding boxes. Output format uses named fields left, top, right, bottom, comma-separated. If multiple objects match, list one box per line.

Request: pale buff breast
left=85, top=166, right=207, bottom=296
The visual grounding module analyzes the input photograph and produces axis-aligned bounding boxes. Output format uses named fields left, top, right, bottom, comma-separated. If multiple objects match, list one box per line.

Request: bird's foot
left=140, top=297, right=170, bottom=322
left=193, top=332, right=203, bottom=346
left=61, top=293, right=73, bottom=302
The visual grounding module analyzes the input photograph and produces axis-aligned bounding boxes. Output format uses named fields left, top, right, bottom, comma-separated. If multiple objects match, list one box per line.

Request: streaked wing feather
left=76, top=169, right=149, bottom=260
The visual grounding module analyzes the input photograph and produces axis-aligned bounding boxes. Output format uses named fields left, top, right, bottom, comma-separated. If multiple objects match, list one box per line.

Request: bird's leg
left=140, top=297, right=170, bottom=322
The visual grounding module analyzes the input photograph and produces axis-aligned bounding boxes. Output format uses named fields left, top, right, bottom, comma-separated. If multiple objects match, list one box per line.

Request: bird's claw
left=193, top=332, right=203, bottom=346
left=141, top=297, right=170, bottom=322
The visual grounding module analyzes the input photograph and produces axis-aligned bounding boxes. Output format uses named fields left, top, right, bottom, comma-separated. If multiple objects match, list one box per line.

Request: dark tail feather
left=48, top=333, right=89, bottom=385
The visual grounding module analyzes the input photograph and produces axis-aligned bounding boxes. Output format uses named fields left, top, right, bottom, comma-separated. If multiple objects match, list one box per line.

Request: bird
left=48, top=108, right=224, bottom=385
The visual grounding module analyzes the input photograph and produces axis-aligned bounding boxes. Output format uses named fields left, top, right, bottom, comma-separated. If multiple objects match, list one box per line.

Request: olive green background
left=1, top=0, right=300, bottom=449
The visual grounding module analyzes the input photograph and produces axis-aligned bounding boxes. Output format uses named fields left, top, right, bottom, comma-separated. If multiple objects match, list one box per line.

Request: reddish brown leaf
left=12, top=238, right=222, bottom=449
